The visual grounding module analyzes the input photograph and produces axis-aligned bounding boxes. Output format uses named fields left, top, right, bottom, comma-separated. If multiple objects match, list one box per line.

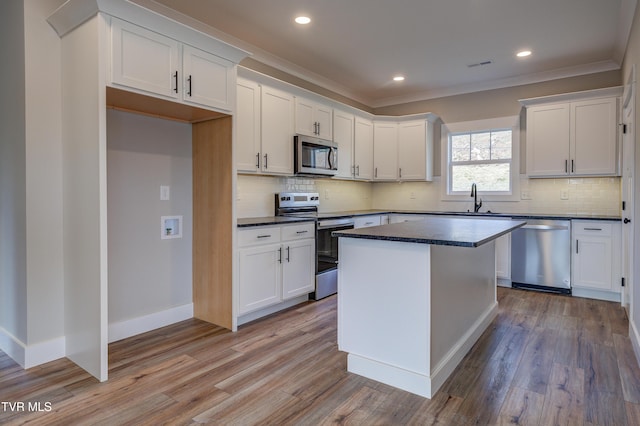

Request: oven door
left=316, top=219, right=354, bottom=273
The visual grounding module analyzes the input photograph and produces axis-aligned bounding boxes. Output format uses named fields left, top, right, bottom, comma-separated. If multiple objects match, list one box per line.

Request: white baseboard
left=430, top=302, right=498, bottom=395
left=347, top=302, right=498, bottom=399
left=0, top=327, right=65, bottom=368
left=108, top=303, right=194, bottom=343
left=0, top=326, right=26, bottom=367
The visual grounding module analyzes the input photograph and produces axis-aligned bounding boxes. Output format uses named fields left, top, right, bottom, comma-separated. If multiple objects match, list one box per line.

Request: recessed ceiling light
left=516, top=50, right=532, bottom=58
left=393, top=76, right=405, bottom=82
left=295, top=16, right=311, bottom=25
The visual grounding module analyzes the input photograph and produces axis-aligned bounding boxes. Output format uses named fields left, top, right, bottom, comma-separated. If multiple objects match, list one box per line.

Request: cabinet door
left=282, top=239, right=315, bottom=299
left=236, top=79, right=261, bottom=172
left=571, top=97, right=618, bottom=176
left=295, top=98, right=333, bottom=139
left=354, top=117, right=374, bottom=180
left=111, top=18, right=179, bottom=99
left=354, top=215, right=381, bottom=228
left=315, top=104, right=333, bottom=140
left=398, top=120, right=427, bottom=181
left=182, top=45, right=234, bottom=112
left=526, top=103, right=570, bottom=176
left=295, top=97, right=316, bottom=137
left=373, top=122, right=398, bottom=180
left=333, top=110, right=355, bottom=179
left=261, top=86, right=294, bottom=175
left=238, top=244, right=282, bottom=314
left=573, top=235, right=613, bottom=290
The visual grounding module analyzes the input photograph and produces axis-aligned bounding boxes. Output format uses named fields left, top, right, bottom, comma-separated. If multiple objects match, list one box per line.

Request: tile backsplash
left=236, top=174, right=373, bottom=217
left=236, top=174, right=621, bottom=218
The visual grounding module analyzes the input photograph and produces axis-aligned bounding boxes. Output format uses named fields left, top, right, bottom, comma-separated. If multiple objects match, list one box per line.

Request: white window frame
left=441, top=116, right=520, bottom=202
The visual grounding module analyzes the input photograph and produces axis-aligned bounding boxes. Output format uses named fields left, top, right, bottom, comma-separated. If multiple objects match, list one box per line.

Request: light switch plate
left=560, top=189, right=569, bottom=200
left=160, top=185, right=170, bottom=201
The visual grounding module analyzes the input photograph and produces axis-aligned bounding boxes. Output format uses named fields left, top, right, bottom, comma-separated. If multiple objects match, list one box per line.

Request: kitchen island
left=334, top=216, right=526, bottom=398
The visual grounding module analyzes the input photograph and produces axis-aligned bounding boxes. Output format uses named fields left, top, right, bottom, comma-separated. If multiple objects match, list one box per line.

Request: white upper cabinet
left=110, top=17, right=234, bottom=112
left=333, top=109, right=355, bottom=179
left=523, top=89, right=620, bottom=178
left=398, top=120, right=433, bottom=181
left=571, top=98, right=618, bottom=175
left=182, top=45, right=234, bottom=111
left=261, top=85, right=295, bottom=175
left=111, top=18, right=180, bottom=99
left=373, top=121, right=399, bottom=180
left=295, top=97, right=333, bottom=140
left=354, top=117, right=374, bottom=180
left=236, top=78, right=262, bottom=173
left=373, top=118, right=434, bottom=182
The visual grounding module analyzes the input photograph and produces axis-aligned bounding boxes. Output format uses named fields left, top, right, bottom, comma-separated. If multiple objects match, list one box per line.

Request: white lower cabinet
left=354, top=215, right=382, bottom=228
left=572, top=221, right=621, bottom=299
left=238, top=223, right=315, bottom=316
left=389, top=214, right=429, bottom=224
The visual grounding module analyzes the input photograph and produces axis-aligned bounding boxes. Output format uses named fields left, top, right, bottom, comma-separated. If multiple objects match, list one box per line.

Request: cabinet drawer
left=281, top=223, right=315, bottom=241
left=573, top=222, right=613, bottom=236
left=238, top=226, right=281, bottom=247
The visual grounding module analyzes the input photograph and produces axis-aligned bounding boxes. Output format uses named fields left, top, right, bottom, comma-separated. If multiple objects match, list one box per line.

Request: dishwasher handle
left=521, top=224, right=569, bottom=231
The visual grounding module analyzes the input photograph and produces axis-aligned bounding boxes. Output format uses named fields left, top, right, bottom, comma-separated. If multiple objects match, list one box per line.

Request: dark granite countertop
left=333, top=217, right=527, bottom=247
left=237, top=216, right=316, bottom=228
left=319, top=209, right=621, bottom=222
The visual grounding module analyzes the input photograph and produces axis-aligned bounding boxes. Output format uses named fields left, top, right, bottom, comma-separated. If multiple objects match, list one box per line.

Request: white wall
left=24, top=0, right=65, bottom=346
left=107, top=109, right=193, bottom=327
left=0, top=0, right=66, bottom=366
left=0, top=0, right=28, bottom=346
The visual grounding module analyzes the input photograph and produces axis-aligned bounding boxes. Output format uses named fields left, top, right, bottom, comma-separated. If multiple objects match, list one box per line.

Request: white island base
left=337, top=237, right=498, bottom=398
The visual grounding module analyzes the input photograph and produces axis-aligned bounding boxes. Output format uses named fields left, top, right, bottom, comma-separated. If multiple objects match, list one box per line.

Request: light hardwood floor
left=2, top=287, right=640, bottom=425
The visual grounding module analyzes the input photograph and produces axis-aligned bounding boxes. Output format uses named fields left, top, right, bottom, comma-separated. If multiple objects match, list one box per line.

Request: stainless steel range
left=276, top=192, right=354, bottom=300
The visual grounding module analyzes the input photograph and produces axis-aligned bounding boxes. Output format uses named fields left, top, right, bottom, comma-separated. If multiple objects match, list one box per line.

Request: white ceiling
left=143, top=0, right=635, bottom=108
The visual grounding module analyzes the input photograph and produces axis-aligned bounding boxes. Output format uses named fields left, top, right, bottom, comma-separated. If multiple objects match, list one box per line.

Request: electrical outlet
left=324, top=189, right=330, bottom=200
left=410, top=192, right=416, bottom=199
left=520, top=190, right=531, bottom=200
left=560, top=189, right=569, bottom=200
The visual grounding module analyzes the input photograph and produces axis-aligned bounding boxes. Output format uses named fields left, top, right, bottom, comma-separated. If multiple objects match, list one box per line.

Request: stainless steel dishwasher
left=511, top=219, right=571, bottom=294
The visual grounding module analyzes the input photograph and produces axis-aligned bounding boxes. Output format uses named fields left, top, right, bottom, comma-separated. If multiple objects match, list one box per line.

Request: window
left=441, top=116, right=519, bottom=201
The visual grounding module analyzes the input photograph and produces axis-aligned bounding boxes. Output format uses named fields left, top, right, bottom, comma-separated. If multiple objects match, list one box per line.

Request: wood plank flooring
left=2, top=287, right=640, bottom=425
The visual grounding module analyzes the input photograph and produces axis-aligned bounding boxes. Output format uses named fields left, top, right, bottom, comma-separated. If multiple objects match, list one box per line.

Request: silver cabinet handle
left=375, top=167, right=378, bottom=178
left=264, top=153, right=268, bottom=169
left=356, top=165, right=360, bottom=176
left=583, top=227, right=602, bottom=231
left=256, top=152, right=260, bottom=168
left=571, top=159, right=575, bottom=173
left=399, top=168, right=402, bottom=178
left=187, top=75, right=192, bottom=96
left=173, top=71, right=178, bottom=93
left=257, top=234, right=272, bottom=238
left=296, top=230, right=308, bottom=234
left=286, top=246, right=290, bottom=262
left=565, top=160, right=568, bottom=173
left=278, top=247, right=282, bottom=263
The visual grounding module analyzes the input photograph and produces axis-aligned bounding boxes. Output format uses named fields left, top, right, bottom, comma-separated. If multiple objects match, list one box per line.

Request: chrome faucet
left=470, top=183, right=482, bottom=212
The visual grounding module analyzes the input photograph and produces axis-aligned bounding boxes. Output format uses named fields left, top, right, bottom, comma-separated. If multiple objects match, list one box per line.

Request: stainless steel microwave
left=294, top=134, right=338, bottom=176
